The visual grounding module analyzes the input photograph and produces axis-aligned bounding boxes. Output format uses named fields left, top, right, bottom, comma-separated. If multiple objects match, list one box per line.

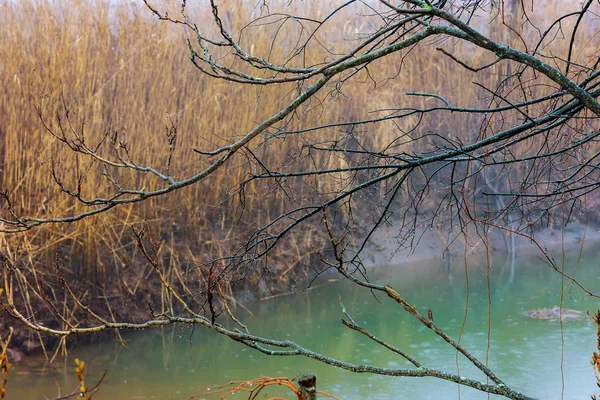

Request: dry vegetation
left=1, top=0, right=599, bottom=354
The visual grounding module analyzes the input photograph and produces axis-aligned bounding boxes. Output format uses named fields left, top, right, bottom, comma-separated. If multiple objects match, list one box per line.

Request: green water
left=6, top=247, right=600, bottom=400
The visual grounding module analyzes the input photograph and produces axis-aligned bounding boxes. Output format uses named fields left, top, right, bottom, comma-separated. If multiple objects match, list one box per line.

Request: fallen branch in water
left=187, top=374, right=339, bottom=400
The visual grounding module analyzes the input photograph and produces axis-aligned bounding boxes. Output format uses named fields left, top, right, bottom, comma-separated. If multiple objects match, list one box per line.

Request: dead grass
left=1, top=0, right=599, bottom=350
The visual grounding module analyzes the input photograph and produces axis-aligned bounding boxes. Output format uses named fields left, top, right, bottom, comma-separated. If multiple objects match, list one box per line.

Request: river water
left=6, top=246, right=600, bottom=399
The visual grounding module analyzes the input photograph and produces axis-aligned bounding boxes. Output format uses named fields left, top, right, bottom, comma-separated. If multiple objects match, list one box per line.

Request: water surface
left=6, top=247, right=600, bottom=399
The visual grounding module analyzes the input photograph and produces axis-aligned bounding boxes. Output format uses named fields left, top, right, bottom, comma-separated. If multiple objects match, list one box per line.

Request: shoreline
left=361, top=222, right=600, bottom=267
left=5, top=223, right=599, bottom=361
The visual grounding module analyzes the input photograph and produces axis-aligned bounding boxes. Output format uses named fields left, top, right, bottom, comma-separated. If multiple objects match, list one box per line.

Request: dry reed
left=0, top=0, right=599, bottom=350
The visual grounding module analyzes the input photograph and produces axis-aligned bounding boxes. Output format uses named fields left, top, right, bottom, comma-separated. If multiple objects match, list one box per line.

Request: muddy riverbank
left=363, top=222, right=600, bottom=266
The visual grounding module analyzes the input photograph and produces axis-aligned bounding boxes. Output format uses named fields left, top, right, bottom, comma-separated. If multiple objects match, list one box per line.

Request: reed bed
left=0, top=0, right=599, bottom=351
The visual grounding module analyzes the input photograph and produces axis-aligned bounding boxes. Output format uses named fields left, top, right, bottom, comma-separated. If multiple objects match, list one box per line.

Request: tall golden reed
left=0, top=0, right=597, bottom=303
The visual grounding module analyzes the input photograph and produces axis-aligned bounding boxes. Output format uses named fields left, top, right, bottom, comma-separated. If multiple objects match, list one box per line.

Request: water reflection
left=7, top=247, right=600, bottom=399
